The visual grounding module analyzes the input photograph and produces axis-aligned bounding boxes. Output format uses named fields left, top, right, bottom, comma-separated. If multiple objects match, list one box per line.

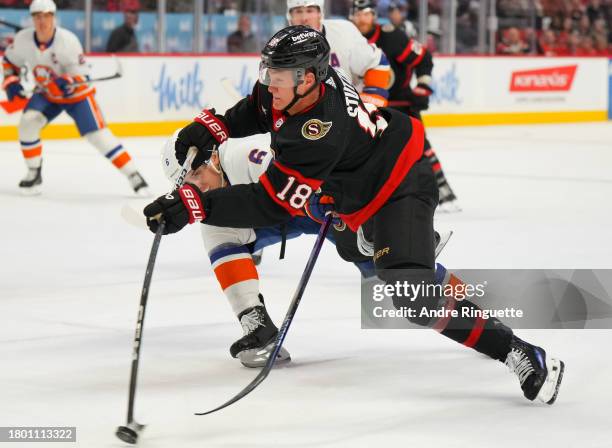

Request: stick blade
left=195, top=368, right=269, bottom=416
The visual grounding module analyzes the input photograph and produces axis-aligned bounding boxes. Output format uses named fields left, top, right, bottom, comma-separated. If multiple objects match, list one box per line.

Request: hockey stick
left=114, top=219, right=165, bottom=445
left=0, top=19, right=22, bottom=31
left=72, top=55, right=124, bottom=87
left=220, top=78, right=244, bottom=102
left=195, top=214, right=333, bottom=416
left=1, top=56, right=123, bottom=114
left=115, top=148, right=197, bottom=445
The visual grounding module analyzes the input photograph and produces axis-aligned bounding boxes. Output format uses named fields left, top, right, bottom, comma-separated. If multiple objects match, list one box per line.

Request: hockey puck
left=115, top=425, right=139, bottom=444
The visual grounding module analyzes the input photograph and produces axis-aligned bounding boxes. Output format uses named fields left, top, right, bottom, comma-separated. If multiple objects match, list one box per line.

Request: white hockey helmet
left=30, top=0, right=57, bottom=14
left=286, top=0, right=325, bottom=23
left=161, top=129, right=187, bottom=186
left=161, top=129, right=226, bottom=186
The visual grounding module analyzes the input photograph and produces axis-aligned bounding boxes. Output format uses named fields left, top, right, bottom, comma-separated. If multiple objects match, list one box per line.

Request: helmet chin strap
left=208, top=150, right=226, bottom=188
left=283, top=82, right=319, bottom=113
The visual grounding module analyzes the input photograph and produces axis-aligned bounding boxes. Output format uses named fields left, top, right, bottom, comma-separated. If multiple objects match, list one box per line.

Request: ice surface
left=0, top=122, right=611, bottom=447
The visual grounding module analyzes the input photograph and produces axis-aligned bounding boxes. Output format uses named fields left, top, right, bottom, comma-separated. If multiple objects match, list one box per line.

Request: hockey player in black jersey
left=351, top=0, right=460, bottom=212
left=143, top=26, right=564, bottom=405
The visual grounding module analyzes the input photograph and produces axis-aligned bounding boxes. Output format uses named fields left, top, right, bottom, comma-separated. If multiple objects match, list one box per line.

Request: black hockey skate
left=505, top=336, right=565, bottom=404
left=19, top=166, right=42, bottom=195
left=230, top=304, right=291, bottom=368
left=128, top=171, right=151, bottom=197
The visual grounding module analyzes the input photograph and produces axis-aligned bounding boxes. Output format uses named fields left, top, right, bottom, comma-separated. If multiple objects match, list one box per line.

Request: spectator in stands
left=594, top=34, right=610, bottom=55
left=569, top=0, right=586, bottom=23
left=586, top=0, right=606, bottom=23
left=538, top=29, right=558, bottom=55
left=577, top=34, right=597, bottom=55
left=497, top=27, right=529, bottom=54
left=577, top=15, right=591, bottom=36
left=556, top=16, right=574, bottom=49
left=498, top=0, right=529, bottom=18
left=456, top=5, right=479, bottom=53
left=226, top=14, right=258, bottom=53
left=106, top=7, right=139, bottom=53
left=592, top=17, right=608, bottom=42
left=567, top=30, right=581, bottom=54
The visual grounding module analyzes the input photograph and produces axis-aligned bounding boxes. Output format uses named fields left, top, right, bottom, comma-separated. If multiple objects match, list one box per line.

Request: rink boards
left=0, top=55, right=609, bottom=140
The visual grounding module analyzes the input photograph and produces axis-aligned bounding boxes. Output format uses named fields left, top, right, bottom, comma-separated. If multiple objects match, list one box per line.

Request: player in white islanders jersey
left=1, top=0, right=149, bottom=195
left=162, top=131, right=374, bottom=368
left=287, top=0, right=391, bottom=106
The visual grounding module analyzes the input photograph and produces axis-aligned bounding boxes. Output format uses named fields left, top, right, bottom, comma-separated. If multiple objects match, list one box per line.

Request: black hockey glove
left=407, top=83, right=433, bottom=111
left=143, top=184, right=206, bottom=234
left=175, top=108, right=229, bottom=170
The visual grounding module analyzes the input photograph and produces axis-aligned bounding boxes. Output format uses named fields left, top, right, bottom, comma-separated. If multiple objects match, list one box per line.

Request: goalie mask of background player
left=286, top=0, right=324, bottom=27
left=259, top=25, right=330, bottom=113
left=162, top=129, right=226, bottom=192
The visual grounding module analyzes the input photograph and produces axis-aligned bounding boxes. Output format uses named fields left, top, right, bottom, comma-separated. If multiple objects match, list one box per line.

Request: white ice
left=0, top=122, right=611, bottom=447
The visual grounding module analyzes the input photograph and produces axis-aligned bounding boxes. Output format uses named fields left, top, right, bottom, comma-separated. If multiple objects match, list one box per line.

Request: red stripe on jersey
left=338, top=117, right=425, bottom=232
left=463, top=317, right=487, bottom=348
left=396, top=41, right=413, bottom=63
left=368, top=25, right=381, bottom=44
left=272, top=161, right=323, bottom=190
left=407, top=50, right=425, bottom=69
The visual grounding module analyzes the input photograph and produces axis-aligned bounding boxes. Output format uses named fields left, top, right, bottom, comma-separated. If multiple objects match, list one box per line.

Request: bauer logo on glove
left=143, top=184, right=206, bottom=234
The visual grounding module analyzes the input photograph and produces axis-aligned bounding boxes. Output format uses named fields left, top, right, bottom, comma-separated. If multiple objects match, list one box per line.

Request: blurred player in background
left=351, top=0, right=460, bottom=212
left=1, top=0, right=149, bottom=195
left=287, top=0, right=391, bottom=107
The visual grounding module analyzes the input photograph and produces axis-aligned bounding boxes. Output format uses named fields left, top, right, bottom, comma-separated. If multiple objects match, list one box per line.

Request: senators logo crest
left=301, top=119, right=333, bottom=141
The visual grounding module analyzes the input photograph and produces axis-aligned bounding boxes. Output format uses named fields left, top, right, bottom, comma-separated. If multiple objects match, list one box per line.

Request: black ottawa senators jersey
left=364, top=24, right=433, bottom=100
left=199, top=67, right=424, bottom=232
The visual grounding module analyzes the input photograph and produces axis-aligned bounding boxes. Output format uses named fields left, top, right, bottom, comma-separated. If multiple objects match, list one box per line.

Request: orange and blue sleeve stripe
left=209, top=245, right=259, bottom=291
left=105, top=145, right=131, bottom=169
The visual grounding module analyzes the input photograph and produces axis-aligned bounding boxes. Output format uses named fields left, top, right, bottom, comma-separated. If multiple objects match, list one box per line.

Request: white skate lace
left=240, top=308, right=265, bottom=336
left=505, top=348, right=535, bottom=386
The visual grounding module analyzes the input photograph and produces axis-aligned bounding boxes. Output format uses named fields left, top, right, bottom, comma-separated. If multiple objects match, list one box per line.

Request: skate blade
left=435, top=230, right=453, bottom=258
left=436, top=201, right=462, bottom=214
left=19, top=185, right=42, bottom=196
left=238, top=345, right=291, bottom=368
left=537, top=357, right=565, bottom=405
left=133, top=186, right=152, bottom=198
